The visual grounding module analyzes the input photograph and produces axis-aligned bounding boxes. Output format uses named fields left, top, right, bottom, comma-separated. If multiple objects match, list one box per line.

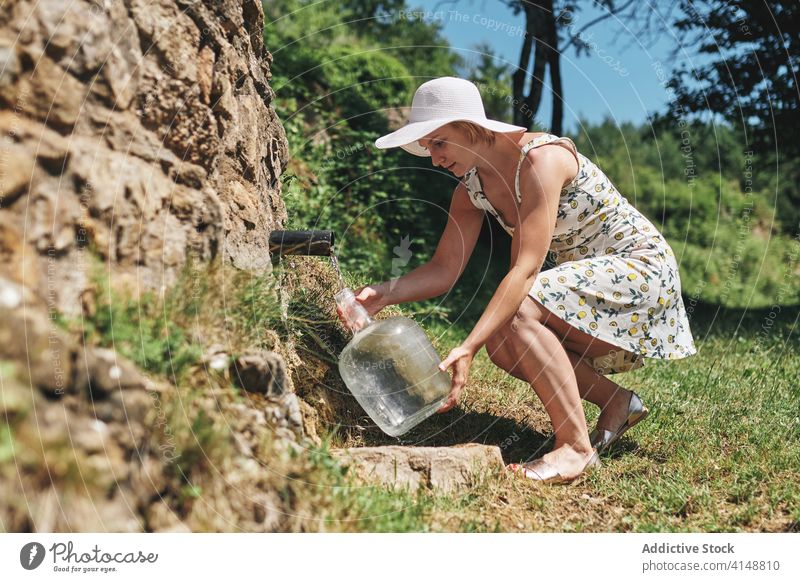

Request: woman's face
left=418, top=124, right=477, bottom=177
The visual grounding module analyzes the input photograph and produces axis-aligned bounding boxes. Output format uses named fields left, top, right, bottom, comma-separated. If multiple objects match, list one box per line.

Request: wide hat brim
left=375, top=116, right=527, bottom=157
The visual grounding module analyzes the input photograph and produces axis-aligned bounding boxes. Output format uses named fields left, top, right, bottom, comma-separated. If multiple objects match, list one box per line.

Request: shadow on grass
left=687, top=299, right=800, bottom=340
left=330, top=408, right=559, bottom=465
left=318, top=297, right=800, bottom=465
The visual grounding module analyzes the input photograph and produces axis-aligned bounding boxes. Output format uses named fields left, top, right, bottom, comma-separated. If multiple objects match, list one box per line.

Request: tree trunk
left=549, top=48, right=563, bottom=135
left=526, top=41, right=548, bottom=128
left=512, top=4, right=536, bottom=128
left=546, top=2, right=563, bottom=135
left=512, top=1, right=558, bottom=130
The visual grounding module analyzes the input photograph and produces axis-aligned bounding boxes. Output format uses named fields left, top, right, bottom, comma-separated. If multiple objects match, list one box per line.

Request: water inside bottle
left=339, top=321, right=451, bottom=436
left=332, top=255, right=451, bottom=436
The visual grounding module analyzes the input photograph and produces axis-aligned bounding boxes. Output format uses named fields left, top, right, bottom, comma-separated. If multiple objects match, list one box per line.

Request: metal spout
left=269, top=230, right=335, bottom=258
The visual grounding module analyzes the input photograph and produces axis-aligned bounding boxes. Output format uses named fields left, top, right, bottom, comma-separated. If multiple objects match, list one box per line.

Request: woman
left=346, top=77, right=696, bottom=483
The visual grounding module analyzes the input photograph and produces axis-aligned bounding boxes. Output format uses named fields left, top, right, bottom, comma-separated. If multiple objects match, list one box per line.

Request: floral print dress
left=462, top=133, right=696, bottom=374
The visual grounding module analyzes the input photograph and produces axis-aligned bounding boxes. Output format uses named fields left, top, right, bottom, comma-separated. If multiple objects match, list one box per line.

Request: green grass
left=300, top=436, right=436, bottom=532
left=312, top=283, right=800, bottom=531
left=36, top=255, right=800, bottom=532
left=73, top=262, right=205, bottom=381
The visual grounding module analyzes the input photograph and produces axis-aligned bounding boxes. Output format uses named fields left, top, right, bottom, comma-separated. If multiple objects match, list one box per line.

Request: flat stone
left=330, top=444, right=504, bottom=493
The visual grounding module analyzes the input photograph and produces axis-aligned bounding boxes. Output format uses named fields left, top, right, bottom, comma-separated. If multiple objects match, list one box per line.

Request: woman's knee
left=486, top=302, right=551, bottom=372
left=489, top=320, right=543, bottom=370
left=487, top=329, right=524, bottom=372
left=486, top=331, right=510, bottom=367
left=507, top=308, right=551, bottom=350
left=486, top=333, right=528, bottom=380
left=516, top=296, right=549, bottom=326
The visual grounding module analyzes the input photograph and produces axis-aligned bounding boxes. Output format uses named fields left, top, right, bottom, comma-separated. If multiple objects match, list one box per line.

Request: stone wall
left=0, top=0, right=305, bottom=532
left=0, top=0, right=288, bottom=315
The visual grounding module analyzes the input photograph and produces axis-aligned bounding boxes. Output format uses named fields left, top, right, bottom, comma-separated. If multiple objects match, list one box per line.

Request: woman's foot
left=508, top=443, right=599, bottom=484
left=594, top=387, right=635, bottom=434
left=589, top=389, right=649, bottom=453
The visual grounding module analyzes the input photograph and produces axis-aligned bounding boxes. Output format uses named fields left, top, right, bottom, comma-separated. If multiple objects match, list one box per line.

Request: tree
left=668, top=1, right=799, bottom=154
left=339, top=0, right=464, bottom=79
left=503, top=0, right=644, bottom=133
left=667, top=1, right=800, bottom=235
left=462, top=43, right=515, bottom=123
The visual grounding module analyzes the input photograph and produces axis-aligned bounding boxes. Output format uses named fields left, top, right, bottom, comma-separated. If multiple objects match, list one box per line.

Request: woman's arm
left=460, top=146, right=577, bottom=353
left=371, top=182, right=484, bottom=308
left=437, top=147, right=577, bottom=413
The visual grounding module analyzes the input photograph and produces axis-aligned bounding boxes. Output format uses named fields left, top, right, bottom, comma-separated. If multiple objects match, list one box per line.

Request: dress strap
left=514, top=134, right=579, bottom=202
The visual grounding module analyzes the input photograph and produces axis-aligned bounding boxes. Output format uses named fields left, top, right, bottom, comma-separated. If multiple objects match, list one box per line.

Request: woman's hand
left=335, top=284, right=388, bottom=327
left=352, top=285, right=387, bottom=316
left=436, top=344, right=476, bottom=413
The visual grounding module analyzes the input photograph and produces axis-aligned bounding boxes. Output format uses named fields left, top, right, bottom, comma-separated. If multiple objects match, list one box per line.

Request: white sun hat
left=375, top=76, right=527, bottom=157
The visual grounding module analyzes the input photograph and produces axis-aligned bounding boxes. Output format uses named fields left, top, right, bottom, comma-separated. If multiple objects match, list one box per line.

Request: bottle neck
left=334, top=288, right=373, bottom=333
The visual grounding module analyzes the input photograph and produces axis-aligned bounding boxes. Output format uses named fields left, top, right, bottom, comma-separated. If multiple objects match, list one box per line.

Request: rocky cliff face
left=0, top=0, right=302, bottom=532
left=0, top=0, right=288, bottom=314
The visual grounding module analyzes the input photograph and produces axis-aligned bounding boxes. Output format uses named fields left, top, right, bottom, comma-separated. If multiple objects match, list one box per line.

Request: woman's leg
left=563, top=350, right=634, bottom=432
left=535, top=304, right=636, bottom=431
left=485, top=300, right=596, bottom=478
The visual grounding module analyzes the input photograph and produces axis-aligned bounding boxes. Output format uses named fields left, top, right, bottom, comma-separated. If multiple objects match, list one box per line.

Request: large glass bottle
left=335, top=288, right=452, bottom=437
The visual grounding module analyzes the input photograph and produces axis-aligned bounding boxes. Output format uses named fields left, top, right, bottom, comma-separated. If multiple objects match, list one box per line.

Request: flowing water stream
left=329, top=246, right=346, bottom=290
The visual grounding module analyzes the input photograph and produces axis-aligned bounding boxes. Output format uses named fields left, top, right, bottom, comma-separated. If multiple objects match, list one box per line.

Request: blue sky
left=421, top=0, right=686, bottom=131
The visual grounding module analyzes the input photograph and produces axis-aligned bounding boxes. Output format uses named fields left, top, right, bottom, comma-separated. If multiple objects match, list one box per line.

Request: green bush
left=266, top=0, right=459, bottom=282
left=572, top=119, right=799, bottom=307
left=266, top=3, right=798, bottom=312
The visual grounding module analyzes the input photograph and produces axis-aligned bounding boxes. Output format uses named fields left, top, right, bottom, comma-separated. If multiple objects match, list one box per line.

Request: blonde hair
left=449, top=121, right=497, bottom=148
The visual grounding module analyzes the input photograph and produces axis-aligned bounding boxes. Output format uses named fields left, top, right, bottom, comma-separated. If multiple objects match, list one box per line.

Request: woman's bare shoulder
left=521, top=138, right=579, bottom=188
left=516, top=131, right=548, bottom=147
